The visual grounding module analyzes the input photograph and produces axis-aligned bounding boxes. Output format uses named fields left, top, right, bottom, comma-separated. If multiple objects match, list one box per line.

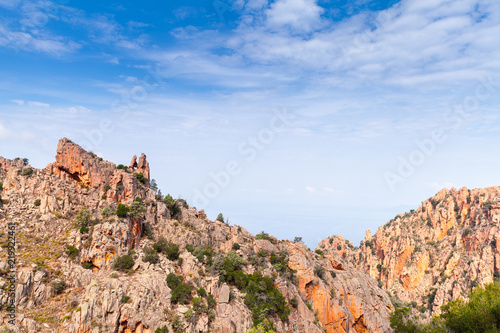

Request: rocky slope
left=0, top=138, right=392, bottom=333
left=319, top=186, right=500, bottom=318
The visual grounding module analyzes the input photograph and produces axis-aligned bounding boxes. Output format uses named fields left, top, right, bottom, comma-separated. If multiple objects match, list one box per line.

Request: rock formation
left=320, top=187, right=500, bottom=317
left=0, top=138, right=392, bottom=333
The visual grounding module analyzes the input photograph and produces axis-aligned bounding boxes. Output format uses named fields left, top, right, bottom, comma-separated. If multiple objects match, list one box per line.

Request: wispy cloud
left=0, top=22, right=81, bottom=55
left=306, top=185, right=316, bottom=193
left=0, top=0, right=21, bottom=10
left=27, top=101, right=50, bottom=107
left=10, top=99, right=24, bottom=105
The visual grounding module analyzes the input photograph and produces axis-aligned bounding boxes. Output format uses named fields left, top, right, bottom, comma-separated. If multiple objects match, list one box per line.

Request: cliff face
left=322, top=187, right=500, bottom=317
left=0, top=139, right=392, bottom=333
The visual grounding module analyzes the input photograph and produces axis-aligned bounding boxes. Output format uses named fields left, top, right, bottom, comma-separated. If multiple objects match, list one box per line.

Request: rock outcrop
left=48, top=138, right=117, bottom=189
left=47, top=138, right=151, bottom=203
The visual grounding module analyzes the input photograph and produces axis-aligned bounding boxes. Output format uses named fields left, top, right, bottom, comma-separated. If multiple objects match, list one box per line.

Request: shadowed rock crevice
left=57, top=165, right=88, bottom=187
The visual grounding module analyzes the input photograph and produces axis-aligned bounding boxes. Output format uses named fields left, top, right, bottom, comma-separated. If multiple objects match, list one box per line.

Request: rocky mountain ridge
left=319, top=186, right=500, bottom=319
left=0, top=138, right=392, bottom=333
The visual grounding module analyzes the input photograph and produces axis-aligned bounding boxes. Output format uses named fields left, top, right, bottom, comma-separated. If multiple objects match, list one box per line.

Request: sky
left=1, top=0, right=500, bottom=248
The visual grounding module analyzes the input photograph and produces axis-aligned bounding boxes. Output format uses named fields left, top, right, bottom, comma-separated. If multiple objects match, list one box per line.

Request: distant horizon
left=2, top=0, right=500, bottom=248
left=2, top=136, right=495, bottom=248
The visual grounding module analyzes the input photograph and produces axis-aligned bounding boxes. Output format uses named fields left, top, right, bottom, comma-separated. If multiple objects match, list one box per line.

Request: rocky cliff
left=320, top=187, right=500, bottom=317
left=0, top=138, right=392, bottom=333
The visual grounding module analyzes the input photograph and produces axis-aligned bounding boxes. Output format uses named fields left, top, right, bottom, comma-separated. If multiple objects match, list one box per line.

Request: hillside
left=319, top=186, right=500, bottom=318
left=0, top=138, right=392, bottom=333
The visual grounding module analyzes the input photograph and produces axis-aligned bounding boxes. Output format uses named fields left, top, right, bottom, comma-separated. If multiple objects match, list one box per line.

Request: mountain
left=318, top=186, right=500, bottom=318
left=0, top=138, right=392, bottom=333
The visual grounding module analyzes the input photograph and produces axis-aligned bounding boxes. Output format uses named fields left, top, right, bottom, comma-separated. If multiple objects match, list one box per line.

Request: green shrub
left=197, top=288, right=207, bottom=297
left=243, top=273, right=290, bottom=326
left=66, top=245, right=79, bottom=260
left=79, top=226, right=89, bottom=234
left=116, top=164, right=125, bottom=169
left=186, top=244, right=214, bottom=265
left=129, top=201, right=146, bottom=218
left=34, top=199, right=41, bottom=206
left=113, top=255, right=134, bottom=271
left=155, top=326, right=169, bottom=333
left=177, top=198, right=189, bottom=209
left=171, top=315, right=183, bottom=333
left=142, top=222, right=154, bottom=240
left=21, top=167, right=33, bottom=177
left=256, top=231, right=276, bottom=243
left=164, top=242, right=180, bottom=261
left=135, top=172, right=147, bottom=185
left=390, top=282, right=500, bottom=332
left=207, top=294, right=216, bottom=309
left=247, top=319, right=275, bottom=333
left=81, top=261, right=95, bottom=270
left=214, top=251, right=247, bottom=284
left=216, top=213, right=224, bottom=222
left=153, top=237, right=168, bottom=253
left=441, top=282, right=500, bottom=332
left=143, top=247, right=159, bottom=264
left=116, top=204, right=129, bottom=218
left=116, top=181, right=124, bottom=191
left=293, top=237, right=303, bottom=243
left=164, top=194, right=181, bottom=218
left=76, top=208, right=91, bottom=227
left=314, top=265, right=326, bottom=279
left=389, top=307, right=425, bottom=333
left=167, top=273, right=184, bottom=289
left=315, top=249, right=324, bottom=256
left=0, top=182, right=3, bottom=192
left=122, top=295, right=130, bottom=303
left=463, top=228, right=471, bottom=236
left=52, top=280, right=67, bottom=295
left=232, top=243, right=241, bottom=250
left=290, top=297, right=299, bottom=308
left=171, top=283, right=193, bottom=304
left=101, top=205, right=114, bottom=217
left=269, top=250, right=296, bottom=283
left=150, top=179, right=158, bottom=192
left=213, top=250, right=289, bottom=326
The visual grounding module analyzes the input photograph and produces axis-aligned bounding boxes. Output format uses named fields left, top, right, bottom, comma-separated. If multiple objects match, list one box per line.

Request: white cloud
left=265, top=0, right=324, bottom=33
left=306, top=185, right=315, bottom=193
left=0, top=0, right=21, bottom=9
left=127, top=20, right=149, bottom=29
left=54, top=106, right=92, bottom=117
left=28, top=101, right=50, bottom=107
left=425, top=182, right=456, bottom=191
left=10, top=99, right=24, bottom=105
left=220, top=0, right=500, bottom=90
left=0, top=22, right=81, bottom=55
left=323, top=187, right=334, bottom=193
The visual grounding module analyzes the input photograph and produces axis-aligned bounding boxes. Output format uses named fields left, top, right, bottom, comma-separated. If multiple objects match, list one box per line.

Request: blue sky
left=1, top=0, right=500, bottom=247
